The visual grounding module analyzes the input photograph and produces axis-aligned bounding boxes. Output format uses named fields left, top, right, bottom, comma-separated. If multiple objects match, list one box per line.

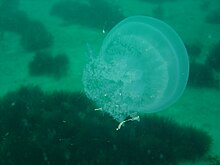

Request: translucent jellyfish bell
left=83, top=16, right=189, bottom=124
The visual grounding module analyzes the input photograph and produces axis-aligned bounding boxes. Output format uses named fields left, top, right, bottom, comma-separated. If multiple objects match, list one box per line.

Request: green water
left=0, top=0, right=220, bottom=164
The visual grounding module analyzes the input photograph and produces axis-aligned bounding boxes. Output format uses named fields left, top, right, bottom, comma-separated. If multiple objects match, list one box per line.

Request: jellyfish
left=82, top=16, right=189, bottom=129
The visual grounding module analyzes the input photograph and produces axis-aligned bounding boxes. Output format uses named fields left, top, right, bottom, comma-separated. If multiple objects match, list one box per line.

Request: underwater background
left=0, top=0, right=220, bottom=164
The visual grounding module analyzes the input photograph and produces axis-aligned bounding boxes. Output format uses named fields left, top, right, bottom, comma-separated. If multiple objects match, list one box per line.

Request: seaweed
left=50, top=0, right=125, bottom=31
left=0, top=6, right=53, bottom=52
left=207, top=41, right=220, bottom=72
left=207, top=155, right=220, bottom=165
left=0, top=86, right=212, bottom=165
left=20, top=20, right=53, bottom=52
left=205, top=8, right=220, bottom=24
left=0, top=10, right=29, bottom=34
left=28, top=51, right=69, bottom=79
left=185, top=43, right=202, bottom=59
left=188, top=61, right=217, bottom=88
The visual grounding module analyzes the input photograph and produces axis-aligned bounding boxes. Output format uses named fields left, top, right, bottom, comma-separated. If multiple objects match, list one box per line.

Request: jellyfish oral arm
left=116, top=115, right=140, bottom=131
left=93, top=106, right=140, bottom=131
left=94, top=107, right=102, bottom=111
